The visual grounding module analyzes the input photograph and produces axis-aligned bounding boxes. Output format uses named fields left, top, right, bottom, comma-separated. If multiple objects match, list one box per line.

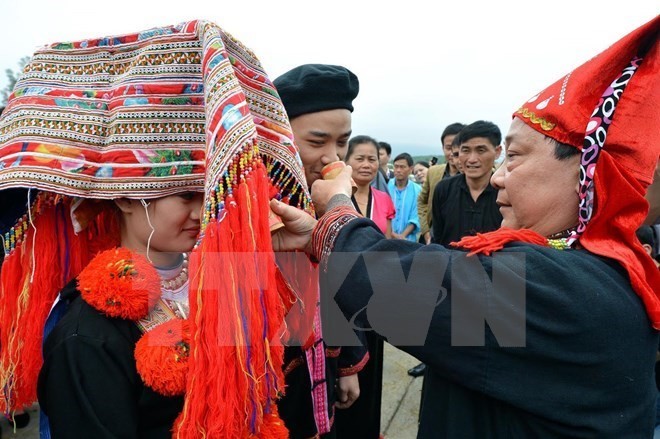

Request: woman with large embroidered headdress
left=0, top=20, right=316, bottom=438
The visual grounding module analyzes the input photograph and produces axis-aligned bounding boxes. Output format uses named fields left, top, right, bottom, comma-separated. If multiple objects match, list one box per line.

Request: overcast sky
left=1, top=1, right=657, bottom=156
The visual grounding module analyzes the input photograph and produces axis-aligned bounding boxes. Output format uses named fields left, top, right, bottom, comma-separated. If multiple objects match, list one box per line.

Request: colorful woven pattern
left=0, top=20, right=309, bottom=207
left=0, top=20, right=316, bottom=438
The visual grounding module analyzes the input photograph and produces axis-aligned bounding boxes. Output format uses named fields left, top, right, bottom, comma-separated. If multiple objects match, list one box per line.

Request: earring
left=141, top=199, right=155, bottom=263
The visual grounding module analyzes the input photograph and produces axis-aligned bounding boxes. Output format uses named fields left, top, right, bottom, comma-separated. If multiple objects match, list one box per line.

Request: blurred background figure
left=417, top=122, right=465, bottom=248
left=388, top=153, right=421, bottom=242
left=336, top=134, right=395, bottom=438
left=378, top=141, right=394, bottom=182
left=413, top=161, right=430, bottom=185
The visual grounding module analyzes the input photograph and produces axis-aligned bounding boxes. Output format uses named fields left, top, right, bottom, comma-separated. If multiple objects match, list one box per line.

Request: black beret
left=273, top=64, right=359, bottom=120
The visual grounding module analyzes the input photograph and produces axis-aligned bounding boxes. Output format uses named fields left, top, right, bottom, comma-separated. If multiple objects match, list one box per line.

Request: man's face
left=451, top=145, right=462, bottom=172
left=458, top=136, right=501, bottom=181
left=442, top=134, right=456, bottom=169
left=393, top=159, right=412, bottom=183
left=290, top=109, right=352, bottom=186
left=378, top=148, right=390, bottom=168
left=491, top=118, right=580, bottom=237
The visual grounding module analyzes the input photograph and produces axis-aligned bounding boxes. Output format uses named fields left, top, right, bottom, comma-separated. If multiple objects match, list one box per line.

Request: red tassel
left=452, top=227, right=549, bottom=256
left=175, top=158, right=289, bottom=438
left=1, top=202, right=68, bottom=410
left=254, top=405, right=289, bottom=439
left=0, top=196, right=120, bottom=413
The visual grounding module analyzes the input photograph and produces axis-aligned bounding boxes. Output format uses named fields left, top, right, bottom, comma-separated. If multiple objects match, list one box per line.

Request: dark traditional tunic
left=431, top=174, right=502, bottom=246
left=321, top=217, right=658, bottom=438
left=278, top=344, right=368, bottom=439
left=38, top=281, right=184, bottom=438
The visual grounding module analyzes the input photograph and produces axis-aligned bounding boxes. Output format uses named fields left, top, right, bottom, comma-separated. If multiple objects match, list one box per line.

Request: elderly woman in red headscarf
left=271, top=16, right=660, bottom=438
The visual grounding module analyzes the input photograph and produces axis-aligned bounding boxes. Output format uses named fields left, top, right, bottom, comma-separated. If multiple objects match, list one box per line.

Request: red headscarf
left=458, top=15, right=660, bottom=328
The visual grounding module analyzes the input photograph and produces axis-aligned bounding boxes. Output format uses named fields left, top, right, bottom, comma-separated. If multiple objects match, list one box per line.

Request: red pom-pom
left=135, top=319, right=190, bottom=396
left=78, top=248, right=161, bottom=320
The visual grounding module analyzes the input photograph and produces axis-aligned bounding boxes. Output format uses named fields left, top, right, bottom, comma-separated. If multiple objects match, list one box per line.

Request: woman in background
left=413, top=160, right=430, bottom=185
left=346, top=136, right=395, bottom=238
left=334, top=134, right=394, bottom=439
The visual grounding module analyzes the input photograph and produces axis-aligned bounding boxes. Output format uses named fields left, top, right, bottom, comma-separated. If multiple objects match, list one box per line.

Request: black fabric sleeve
left=336, top=343, right=369, bottom=376
left=321, top=217, right=658, bottom=429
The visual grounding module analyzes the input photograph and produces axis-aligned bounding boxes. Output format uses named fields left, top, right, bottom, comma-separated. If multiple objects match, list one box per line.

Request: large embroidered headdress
left=0, top=20, right=312, bottom=437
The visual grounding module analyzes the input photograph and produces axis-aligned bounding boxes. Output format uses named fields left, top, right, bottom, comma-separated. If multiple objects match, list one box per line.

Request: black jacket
left=323, top=218, right=658, bottom=438
left=38, top=281, right=183, bottom=438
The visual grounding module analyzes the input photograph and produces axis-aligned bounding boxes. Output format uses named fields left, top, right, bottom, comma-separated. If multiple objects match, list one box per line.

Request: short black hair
left=346, top=135, right=379, bottom=161
left=548, top=138, right=580, bottom=161
left=441, top=123, right=466, bottom=144
left=456, top=120, right=501, bottom=148
left=393, top=152, right=413, bottom=167
left=378, top=141, right=392, bottom=156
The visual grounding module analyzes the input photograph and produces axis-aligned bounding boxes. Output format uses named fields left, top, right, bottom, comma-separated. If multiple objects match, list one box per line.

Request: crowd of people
left=0, top=14, right=657, bottom=439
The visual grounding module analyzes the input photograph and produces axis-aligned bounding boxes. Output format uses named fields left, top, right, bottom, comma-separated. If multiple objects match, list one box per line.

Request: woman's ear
left=113, top=198, right=135, bottom=214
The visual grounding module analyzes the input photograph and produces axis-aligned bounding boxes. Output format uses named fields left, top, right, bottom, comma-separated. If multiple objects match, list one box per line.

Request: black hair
left=441, top=123, right=466, bottom=144
left=414, top=160, right=430, bottom=169
left=456, top=120, right=501, bottom=148
left=377, top=141, right=392, bottom=156
left=549, top=138, right=581, bottom=161
left=636, top=225, right=658, bottom=259
left=346, top=135, right=379, bottom=161
left=393, top=152, right=413, bottom=167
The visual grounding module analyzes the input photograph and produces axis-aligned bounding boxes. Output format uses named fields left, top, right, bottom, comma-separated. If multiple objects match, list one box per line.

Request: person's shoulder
left=372, top=187, right=391, bottom=203
left=46, top=283, right=142, bottom=352
left=429, top=164, right=446, bottom=172
left=436, top=173, right=462, bottom=191
left=495, top=243, right=647, bottom=326
left=498, top=243, right=631, bottom=288
left=427, top=164, right=446, bottom=178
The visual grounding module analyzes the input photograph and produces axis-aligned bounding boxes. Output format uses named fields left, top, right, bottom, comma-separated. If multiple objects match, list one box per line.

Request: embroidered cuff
left=338, top=352, right=370, bottom=377
left=311, top=202, right=360, bottom=270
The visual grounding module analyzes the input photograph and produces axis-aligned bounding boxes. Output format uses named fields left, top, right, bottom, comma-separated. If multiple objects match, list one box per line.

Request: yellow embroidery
left=516, top=107, right=556, bottom=131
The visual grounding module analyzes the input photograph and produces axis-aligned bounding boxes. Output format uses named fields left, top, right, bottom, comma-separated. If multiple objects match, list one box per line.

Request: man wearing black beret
left=274, top=64, right=358, bottom=186
left=274, top=64, right=370, bottom=439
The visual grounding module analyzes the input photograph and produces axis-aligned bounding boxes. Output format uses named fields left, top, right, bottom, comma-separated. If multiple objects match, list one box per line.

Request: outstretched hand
left=269, top=199, right=317, bottom=253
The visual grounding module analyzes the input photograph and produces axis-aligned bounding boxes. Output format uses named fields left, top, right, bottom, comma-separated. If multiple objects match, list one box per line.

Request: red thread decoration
left=78, top=248, right=161, bottom=320
left=135, top=319, right=191, bottom=396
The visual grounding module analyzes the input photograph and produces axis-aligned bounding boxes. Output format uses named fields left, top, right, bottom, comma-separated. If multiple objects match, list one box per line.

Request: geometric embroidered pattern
left=0, top=20, right=310, bottom=214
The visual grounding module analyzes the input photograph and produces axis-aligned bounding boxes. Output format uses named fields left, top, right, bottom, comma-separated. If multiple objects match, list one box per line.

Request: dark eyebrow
left=308, top=130, right=330, bottom=138
left=339, top=131, right=352, bottom=139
